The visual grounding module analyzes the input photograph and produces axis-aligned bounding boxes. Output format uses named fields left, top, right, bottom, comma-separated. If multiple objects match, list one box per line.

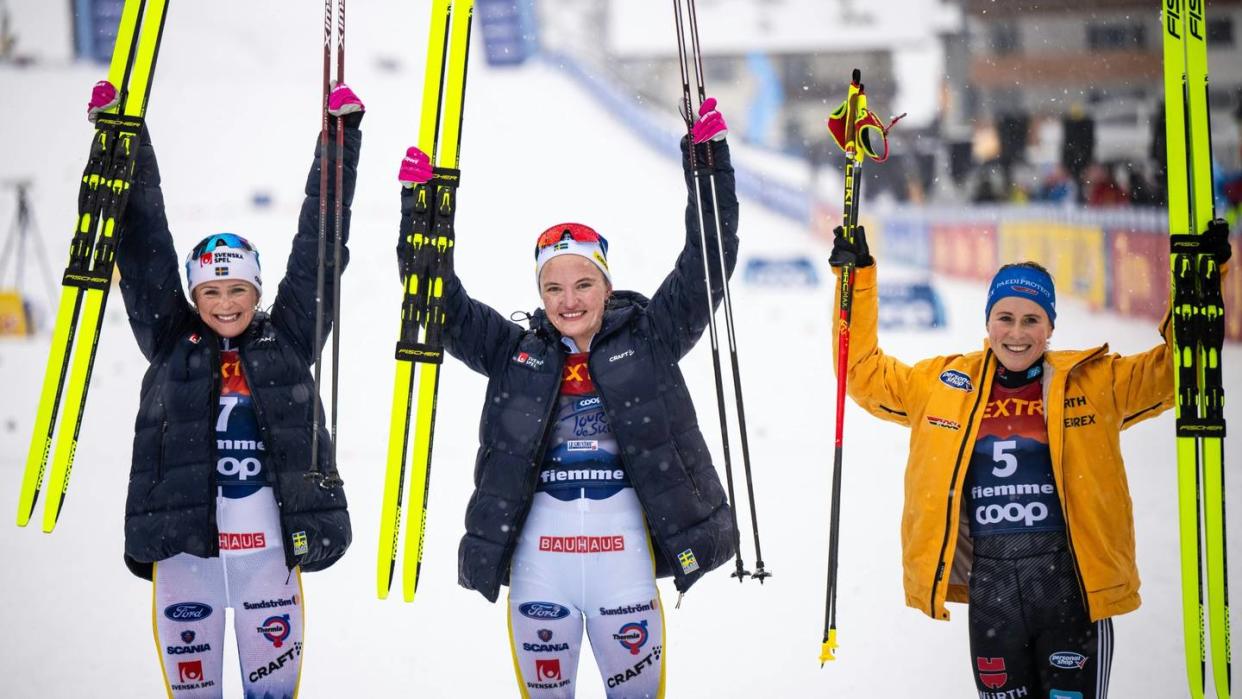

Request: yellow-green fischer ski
left=17, top=0, right=170, bottom=532
left=402, top=0, right=473, bottom=604
left=378, top=0, right=450, bottom=601
left=1164, top=0, right=1231, bottom=696
left=378, top=0, right=473, bottom=602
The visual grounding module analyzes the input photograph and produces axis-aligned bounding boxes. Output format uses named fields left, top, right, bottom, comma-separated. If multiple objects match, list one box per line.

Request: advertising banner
left=999, top=221, right=1107, bottom=310
left=931, top=222, right=996, bottom=281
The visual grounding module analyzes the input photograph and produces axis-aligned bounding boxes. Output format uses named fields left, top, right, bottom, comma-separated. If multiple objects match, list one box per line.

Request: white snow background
left=1, top=3, right=1240, bottom=697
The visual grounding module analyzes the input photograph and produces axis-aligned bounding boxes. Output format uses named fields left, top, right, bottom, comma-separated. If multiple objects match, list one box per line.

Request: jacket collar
left=197, top=310, right=270, bottom=347
left=976, top=339, right=1109, bottom=373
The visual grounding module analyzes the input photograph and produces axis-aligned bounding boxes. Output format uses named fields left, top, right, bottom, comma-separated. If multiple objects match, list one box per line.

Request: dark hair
left=995, top=260, right=1051, bottom=277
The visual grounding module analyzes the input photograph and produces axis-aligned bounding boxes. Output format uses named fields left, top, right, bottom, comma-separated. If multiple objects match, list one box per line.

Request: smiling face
left=986, top=296, right=1053, bottom=372
left=539, top=254, right=611, bottom=351
left=193, top=280, right=259, bottom=338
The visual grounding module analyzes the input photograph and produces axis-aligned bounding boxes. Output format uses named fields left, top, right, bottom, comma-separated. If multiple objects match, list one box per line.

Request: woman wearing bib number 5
left=826, top=223, right=1230, bottom=699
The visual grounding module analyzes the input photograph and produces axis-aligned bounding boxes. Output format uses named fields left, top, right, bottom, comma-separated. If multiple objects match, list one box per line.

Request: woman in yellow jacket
left=827, top=224, right=1230, bottom=699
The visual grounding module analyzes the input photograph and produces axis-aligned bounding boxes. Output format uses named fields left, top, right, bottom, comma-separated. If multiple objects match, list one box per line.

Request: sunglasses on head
left=190, top=233, right=257, bottom=256
left=534, top=223, right=608, bottom=257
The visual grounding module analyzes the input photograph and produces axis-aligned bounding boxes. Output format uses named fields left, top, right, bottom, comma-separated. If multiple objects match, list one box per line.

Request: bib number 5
left=991, top=440, right=1018, bottom=478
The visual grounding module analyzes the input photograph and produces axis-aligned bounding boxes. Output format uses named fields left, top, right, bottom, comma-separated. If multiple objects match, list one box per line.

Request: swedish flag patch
left=677, top=548, right=699, bottom=574
left=292, top=531, right=309, bottom=556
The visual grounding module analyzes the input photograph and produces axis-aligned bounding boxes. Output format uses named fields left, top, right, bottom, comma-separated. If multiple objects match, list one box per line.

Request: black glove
left=829, top=225, right=873, bottom=268
left=1205, top=219, right=1233, bottom=265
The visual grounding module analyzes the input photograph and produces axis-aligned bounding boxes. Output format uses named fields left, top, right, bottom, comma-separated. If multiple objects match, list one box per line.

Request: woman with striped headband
left=91, top=79, right=365, bottom=697
left=397, top=99, right=738, bottom=698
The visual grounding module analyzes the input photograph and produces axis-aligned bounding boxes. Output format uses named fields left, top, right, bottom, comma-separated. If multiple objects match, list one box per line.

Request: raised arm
left=829, top=230, right=921, bottom=427
left=440, top=273, right=524, bottom=376
left=116, top=126, right=194, bottom=361
left=392, top=153, right=524, bottom=376
left=646, top=134, right=739, bottom=360
left=269, top=98, right=363, bottom=361
left=1115, top=229, right=1232, bottom=428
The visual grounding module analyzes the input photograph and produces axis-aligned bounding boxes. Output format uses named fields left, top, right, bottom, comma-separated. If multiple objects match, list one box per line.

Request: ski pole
left=818, top=70, right=904, bottom=665
left=683, top=0, right=769, bottom=583
left=309, top=0, right=332, bottom=482
left=328, top=0, right=346, bottom=488
left=310, top=0, right=347, bottom=486
left=821, top=69, right=864, bottom=666
left=671, top=0, right=748, bottom=582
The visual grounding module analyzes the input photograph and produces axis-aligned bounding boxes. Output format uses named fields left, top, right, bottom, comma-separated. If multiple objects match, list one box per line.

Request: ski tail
left=401, top=361, right=440, bottom=602
left=378, top=362, right=416, bottom=599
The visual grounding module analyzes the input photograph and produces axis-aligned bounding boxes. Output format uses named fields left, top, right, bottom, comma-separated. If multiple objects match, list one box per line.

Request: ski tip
left=818, top=631, right=839, bottom=665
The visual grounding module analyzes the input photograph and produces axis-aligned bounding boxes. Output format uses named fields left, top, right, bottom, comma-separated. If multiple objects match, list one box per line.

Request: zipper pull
left=675, top=591, right=685, bottom=609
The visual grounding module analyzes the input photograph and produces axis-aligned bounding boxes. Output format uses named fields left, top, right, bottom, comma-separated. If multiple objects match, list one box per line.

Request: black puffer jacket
left=115, top=125, right=359, bottom=579
left=435, top=138, right=739, bottom=602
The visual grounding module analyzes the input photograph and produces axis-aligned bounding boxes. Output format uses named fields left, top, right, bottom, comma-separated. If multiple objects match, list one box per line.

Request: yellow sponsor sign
left=0, top=290, right=30, bottom=336
left=998, top=222, right=1106, bottom=310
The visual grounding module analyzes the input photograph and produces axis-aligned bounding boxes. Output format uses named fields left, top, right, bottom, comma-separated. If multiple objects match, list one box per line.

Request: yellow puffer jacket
left=833, top=265, right=1173, bottom=621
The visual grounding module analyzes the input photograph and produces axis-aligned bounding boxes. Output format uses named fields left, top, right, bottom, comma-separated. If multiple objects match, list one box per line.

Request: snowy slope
left=2, top=4, right=1240, bottom=698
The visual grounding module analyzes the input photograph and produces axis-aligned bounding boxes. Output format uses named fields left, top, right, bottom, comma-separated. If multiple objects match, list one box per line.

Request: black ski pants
left=968, top=532, right=1113, bottom=699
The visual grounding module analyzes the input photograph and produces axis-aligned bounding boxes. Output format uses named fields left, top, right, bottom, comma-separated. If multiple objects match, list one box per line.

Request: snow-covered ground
left=2, top=4, right=1239, bottom=697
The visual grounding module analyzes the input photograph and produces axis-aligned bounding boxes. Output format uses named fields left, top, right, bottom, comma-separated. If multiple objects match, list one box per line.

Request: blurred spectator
left=1224, top=171, right=1242, bottom=229
left=1127, top=162, right=1161, bottom=206
left=972, top=162, right=1004, bottom=203
left=1008, top=162, right=1039, bottom=203
left=1084, top=162, right=1128, bottom=207
left=1038, top=164, right=1076, bottom=204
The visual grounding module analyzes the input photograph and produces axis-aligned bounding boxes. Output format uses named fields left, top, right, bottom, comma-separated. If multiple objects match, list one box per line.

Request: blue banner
left=73, top=0, right=125, bottom=64
left=477, top=0, right=538, bottom=67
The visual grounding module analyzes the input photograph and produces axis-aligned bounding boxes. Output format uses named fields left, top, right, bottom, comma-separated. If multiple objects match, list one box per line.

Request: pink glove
left=691, top=97, right=727, bottom=143
left=327, top=82, right=364, bottom=116
left=87, top=80, right=118, bottom=122
left=398, top=146, right=433, bottom=187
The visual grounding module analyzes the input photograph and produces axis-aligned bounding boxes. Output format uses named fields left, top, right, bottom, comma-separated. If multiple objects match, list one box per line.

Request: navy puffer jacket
left=115, top=125, right=358, bottom=579
left=432, top=138, right=739, bottom=602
